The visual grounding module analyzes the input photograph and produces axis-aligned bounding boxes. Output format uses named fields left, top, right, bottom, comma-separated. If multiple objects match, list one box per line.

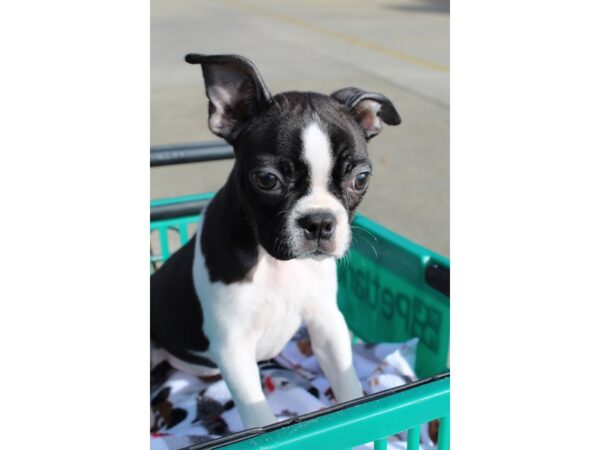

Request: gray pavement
left=151, top=0, right=449, bottom=256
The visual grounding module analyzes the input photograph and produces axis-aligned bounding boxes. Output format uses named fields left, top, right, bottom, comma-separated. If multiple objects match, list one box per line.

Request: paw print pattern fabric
left=150, top=329, right=437, bottom=450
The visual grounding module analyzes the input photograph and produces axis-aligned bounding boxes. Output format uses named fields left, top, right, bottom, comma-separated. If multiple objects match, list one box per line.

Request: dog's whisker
left=353, top=232, right=379, bottom=260
left=351, top=225, right=379, bottom=245
left=352, top=226, right=379, bottom=258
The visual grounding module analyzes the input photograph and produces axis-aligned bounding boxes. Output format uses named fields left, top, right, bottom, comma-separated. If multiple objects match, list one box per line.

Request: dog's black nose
left=297, top=211, right=336, bottom=240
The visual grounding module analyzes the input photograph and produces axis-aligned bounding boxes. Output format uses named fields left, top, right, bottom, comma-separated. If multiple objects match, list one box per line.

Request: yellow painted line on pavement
left=222, top=0, right=449, bottom=73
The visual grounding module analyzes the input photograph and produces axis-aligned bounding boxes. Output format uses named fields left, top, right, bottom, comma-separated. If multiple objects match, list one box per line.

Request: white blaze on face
left=303, top=122, right=333, bottom=191
left=288, top=121, right=351, bottom=258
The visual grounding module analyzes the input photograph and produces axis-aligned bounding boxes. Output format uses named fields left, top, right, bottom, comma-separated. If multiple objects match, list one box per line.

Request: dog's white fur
left=166, top=121, right=362, bottom=428
left=285, top=121, right=351, bottom=258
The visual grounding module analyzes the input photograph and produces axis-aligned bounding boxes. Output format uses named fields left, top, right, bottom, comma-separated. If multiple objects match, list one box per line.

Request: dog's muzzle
left=295, top=210, right=338, bottom=256
left=297, top=211, right=336, bottom=241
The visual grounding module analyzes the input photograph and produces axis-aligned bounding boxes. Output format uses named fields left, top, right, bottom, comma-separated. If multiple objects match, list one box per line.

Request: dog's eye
left=353, top=172, right=370, bottom=191
left=254, top=171, right=280, bottom=191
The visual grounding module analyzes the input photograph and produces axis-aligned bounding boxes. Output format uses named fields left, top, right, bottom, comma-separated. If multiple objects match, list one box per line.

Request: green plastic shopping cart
left=150, top=142, right=450, bottom=450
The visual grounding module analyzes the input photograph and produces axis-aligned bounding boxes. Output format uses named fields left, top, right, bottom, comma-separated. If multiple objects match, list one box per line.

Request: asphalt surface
left=151, top=0, right=449, bottom=256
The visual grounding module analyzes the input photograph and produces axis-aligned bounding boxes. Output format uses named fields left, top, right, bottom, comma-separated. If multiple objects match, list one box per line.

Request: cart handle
left=150, top=141, right=234, bottom=167
left=150, top=198, right=211, bottom=221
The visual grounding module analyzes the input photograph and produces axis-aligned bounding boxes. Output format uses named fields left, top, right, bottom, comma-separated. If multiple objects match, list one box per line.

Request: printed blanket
left=151, top=329, right=438, bottom=450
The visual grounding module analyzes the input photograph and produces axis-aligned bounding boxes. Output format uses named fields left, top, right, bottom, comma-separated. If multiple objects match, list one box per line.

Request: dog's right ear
left=185, top=54, right=272, bottom=143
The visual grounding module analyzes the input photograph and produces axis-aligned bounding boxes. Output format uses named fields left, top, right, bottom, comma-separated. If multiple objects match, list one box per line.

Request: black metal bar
left=150, top=141, right=234, bottom=167
left=425, top=262, right=450, bottom=297
left=150, top=199, right=211, bottom=221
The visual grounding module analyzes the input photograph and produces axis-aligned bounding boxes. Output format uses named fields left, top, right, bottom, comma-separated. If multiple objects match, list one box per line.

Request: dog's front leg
left=306, top=310, right=363, bottom=403
left=213, top=343, right=276, bottom=429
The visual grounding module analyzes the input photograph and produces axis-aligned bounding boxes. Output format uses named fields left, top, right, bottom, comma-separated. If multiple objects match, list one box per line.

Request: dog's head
left=186, top=54, right=400, bottom=260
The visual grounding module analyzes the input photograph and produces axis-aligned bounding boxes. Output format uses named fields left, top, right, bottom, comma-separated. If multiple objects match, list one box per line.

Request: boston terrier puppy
left=151, top=54, right=401, bottom=429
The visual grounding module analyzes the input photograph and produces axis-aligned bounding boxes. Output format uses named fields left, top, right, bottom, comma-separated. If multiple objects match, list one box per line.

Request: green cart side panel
left=150, top=193, right=214, bottom=266
left=337, top=214, right=450, bottom=379
left=217, top=376, right=449, bottom=450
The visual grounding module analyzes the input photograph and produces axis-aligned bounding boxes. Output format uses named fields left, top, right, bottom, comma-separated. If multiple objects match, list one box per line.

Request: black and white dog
left=151, top=54, right=400, bottom=429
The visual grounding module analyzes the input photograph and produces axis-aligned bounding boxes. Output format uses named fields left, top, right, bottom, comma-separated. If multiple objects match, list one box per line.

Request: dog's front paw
left=237, top=400, right=277, bottom=429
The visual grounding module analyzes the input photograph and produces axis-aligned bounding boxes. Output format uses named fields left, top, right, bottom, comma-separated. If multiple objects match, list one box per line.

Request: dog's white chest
left=247, top=250, right=337, bottom=360
left=193, top=226, right=338, bottom=362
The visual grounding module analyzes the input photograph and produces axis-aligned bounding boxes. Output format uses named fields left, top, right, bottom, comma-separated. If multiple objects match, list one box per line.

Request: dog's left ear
left=331, top=87, right=401, bottom=140
left=185, top=54, right=272, bottom=143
